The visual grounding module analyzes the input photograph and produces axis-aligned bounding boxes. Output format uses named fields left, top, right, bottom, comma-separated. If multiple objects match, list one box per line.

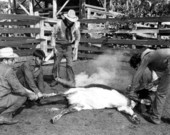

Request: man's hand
left=145, top=82, right=154, bottom=90
left=37, top=92, right=43, bottom=98
left=127, top=91, right=139, bottom=102
left=73, top=46, right=78, bottom=61
left=126, top=86, right=139, bottom=101
left=29, top=92, right=38, bottom=101
left=25, top=88, right=38, bottom=100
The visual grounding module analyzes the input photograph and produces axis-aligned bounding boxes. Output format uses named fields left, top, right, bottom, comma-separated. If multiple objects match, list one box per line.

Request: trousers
left=52, top=45, right=74, bottom=81
left=0, top=94, right=27, bottom=117
left=152, top=59, right=170, bottom=119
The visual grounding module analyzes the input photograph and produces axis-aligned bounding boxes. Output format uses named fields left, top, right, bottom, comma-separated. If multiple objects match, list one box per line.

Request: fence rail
left=0, top=13, right=43, bottom=57
left=0, top=14, right=42, bottom=21
left=80, top=16, right=170, bottom=24
left=1, top=13, right=170, bottom=60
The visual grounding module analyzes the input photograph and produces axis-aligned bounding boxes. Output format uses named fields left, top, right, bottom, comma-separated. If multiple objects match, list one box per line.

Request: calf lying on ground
left=40, top=85, right=144, bottom=124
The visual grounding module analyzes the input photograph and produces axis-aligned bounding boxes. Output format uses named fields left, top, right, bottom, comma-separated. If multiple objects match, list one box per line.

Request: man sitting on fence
left=50, top=9, right=81, bottom=87
left=0, top=47, right=37, bottom=125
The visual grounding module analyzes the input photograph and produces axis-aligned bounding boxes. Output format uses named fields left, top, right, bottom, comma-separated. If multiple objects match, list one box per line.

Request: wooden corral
left=0, top=0, right=109, bottom=61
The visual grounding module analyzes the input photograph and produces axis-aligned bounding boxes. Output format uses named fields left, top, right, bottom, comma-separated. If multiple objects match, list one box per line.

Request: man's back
left=143, top=49, right=170, bottom=72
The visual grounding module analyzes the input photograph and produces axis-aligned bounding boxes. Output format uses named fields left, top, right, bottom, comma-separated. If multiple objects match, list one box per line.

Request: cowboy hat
left=64, top=9, right=78, bottom=22
left=0, top=47, right=18, bottom=58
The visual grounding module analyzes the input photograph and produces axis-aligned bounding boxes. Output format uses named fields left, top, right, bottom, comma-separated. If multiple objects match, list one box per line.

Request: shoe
left=150, top=117, right=161, bottom=124
left=50, top=80, right=58, bottom=87
left=145, top=115, right=161, bottom=124
left=0, top=116, right=18, bottom=125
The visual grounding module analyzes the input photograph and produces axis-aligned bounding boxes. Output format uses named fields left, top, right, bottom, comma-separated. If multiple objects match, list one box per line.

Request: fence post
left=29, top=0, right=33, bottom=15
left=79, top=0, right=86, bottom=19
left=53, top=0, right=57, bottom=19
left=132, top=24, right=137, bottom=49
left=39, top=20, right=48, bottom=55
left=157, top=22, right=161, bottom=40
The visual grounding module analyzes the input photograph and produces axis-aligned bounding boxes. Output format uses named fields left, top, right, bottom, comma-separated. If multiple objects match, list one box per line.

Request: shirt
left=52, top=19, right=81, bottom=45
left=131, top=48, right=170, bottom=91
left=0, top=64, right=28, bottom=98
left=16, top=58, right=44, bottom=94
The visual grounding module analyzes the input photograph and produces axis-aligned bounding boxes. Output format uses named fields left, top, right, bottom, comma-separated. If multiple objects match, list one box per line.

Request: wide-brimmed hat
left=0, top=47, right=18, bottom=58
left=64, top=9, right=78, bottom=22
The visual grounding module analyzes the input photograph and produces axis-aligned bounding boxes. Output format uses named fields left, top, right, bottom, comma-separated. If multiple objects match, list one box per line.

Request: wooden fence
left=1, top=13, right=170, bottom=63
left=0, top=13, right=43, bottom=56
left=78, top=14, right=170, bottom=60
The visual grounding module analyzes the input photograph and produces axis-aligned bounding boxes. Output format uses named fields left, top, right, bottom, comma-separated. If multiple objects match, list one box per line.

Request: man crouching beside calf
left=128, top=48, right=170, bottom=124
left=0, top=47, right=38, bottom=125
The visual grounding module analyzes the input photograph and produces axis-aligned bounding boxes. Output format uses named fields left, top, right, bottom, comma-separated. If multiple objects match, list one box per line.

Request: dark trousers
left=52, top=45, right=74, bottom=81
left=0, top=94, right=27, bottom=117
left=152, top=59, right=170, bottom=120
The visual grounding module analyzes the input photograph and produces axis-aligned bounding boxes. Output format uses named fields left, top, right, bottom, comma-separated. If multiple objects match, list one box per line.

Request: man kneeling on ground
left=16, top=49, right=46, bottom=99
left=128, top=51, right=158, bottom=114
left=0, top=47, right=37, bottom=125
left=128, top=48, right=170, bottom=124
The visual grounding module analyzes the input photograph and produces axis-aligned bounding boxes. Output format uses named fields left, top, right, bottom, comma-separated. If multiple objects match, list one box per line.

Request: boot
left=144, top=114, right=161, bottom=124
left=148, top=116, right=161, bottom=124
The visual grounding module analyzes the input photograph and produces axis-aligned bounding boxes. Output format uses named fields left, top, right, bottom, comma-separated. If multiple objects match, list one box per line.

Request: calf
left=45, top=85, right=141, bottom=124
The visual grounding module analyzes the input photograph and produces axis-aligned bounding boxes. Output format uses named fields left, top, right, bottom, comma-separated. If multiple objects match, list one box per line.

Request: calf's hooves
left=130, top=115, right=141, bottom=124
left=50, top=114, right=62, bottom=124
left=50, top=118, right=55, bottom=124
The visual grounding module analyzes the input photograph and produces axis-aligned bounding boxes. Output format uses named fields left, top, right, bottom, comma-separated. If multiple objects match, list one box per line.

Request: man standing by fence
left=50, top=9, right=81, bottom=87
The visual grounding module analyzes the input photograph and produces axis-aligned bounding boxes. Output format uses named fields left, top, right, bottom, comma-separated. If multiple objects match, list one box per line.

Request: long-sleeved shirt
left=0, top=64, right=28, bottom=98
left=52, top=19, right=81, bottom=46
left=131, top=48, right=170, bottom=91
left=16, top=58, right=44, bottom=94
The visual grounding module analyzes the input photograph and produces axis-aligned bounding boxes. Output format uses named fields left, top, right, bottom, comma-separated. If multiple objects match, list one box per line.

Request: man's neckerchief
left=63, top=18, right=74, bottom=42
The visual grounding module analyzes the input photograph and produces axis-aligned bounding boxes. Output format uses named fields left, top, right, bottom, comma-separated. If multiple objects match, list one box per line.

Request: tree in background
left=0, top=1, right=8, bottom=13
left=102, top=0, right=170, bottom=17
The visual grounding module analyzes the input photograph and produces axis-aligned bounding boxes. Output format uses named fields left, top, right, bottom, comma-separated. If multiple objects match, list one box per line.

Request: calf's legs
left=117, top=106, right=140, bottom=124
left=51, top=106, right=77, bottom=124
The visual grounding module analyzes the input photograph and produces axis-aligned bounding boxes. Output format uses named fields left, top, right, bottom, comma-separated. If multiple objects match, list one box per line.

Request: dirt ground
left=1, top=54, right=170, bottom=135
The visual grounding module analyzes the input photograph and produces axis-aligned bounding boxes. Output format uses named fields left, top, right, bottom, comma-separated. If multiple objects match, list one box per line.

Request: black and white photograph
left=0, top=0, right=170, bottom=135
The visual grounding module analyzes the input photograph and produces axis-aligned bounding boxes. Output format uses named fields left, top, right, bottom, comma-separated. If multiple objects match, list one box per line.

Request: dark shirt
left=16, top=58, right=44, bottom=94
left=0, top=63, right=28, bottom=98
left=131, top=49, right=170, bottom=91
